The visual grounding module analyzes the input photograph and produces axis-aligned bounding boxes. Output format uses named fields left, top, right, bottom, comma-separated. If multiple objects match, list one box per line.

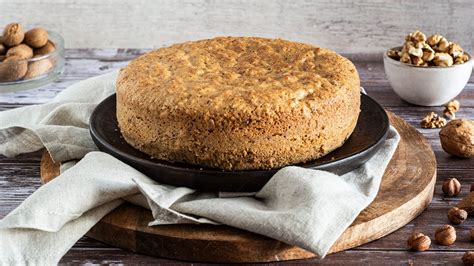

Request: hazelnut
left=470, top=228, right=474, bottom=241
left=457, top=192, right=474, bottom=215
left=463, top=251, right=474, bottom=265
left=447, top=207, right=467, bottom=225
left=34, top=40, right=56, bottom=56
left=442, top=178, right=461, bottom=197
left=434, top=224, right=456, bottom=246
left=407, top=232, right=431, bottom=251
left=2, top=23, right=24, bottom=47
left=6, top=44, right=33, bottom=60
left=24, top=58, right=53, bottom=80
left=439, top=119, right=474, bottom=158
left=24, top=27, right=48, bottom=48
left=0, top=56, right=28, bottom=82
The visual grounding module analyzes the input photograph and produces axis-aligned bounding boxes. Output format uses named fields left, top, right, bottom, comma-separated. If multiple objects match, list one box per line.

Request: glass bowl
left=0, top=31, right=65, bottom=93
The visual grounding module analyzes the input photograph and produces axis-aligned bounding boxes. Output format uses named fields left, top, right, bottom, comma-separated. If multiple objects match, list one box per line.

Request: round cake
left=116, top=37, right=361, bottom=170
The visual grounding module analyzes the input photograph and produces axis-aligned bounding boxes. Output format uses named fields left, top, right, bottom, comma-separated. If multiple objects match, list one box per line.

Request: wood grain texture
left=39, top=112, right=437, bottom=263
left=0, top=1, right=473, bottom=53
left=1, top=48, right=473, bottom=264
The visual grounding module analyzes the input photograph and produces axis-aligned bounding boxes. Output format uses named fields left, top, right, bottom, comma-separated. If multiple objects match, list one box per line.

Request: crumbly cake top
left=117, top=37, right=359, bottom=117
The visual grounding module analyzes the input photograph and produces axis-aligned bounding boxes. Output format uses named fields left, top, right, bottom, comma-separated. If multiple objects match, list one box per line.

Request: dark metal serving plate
left=90, top=93, right=389, bottom=192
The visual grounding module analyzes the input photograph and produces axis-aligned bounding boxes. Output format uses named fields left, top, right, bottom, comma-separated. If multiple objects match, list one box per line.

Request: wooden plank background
left=1, top=0, right=473, bottom=54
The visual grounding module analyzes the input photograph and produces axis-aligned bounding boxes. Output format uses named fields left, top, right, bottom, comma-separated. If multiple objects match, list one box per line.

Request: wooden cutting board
left=40, top=112, right=436, bottom=263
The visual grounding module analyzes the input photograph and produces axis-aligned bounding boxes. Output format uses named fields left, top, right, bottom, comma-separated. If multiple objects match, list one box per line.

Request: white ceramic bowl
left=383, top=48, right=473, bottom=106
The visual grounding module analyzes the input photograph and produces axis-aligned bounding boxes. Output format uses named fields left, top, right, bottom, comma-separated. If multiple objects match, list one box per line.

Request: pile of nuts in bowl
left=0, top=22, right=57, bottom=82
left=387, top=30, right=470, bottom=67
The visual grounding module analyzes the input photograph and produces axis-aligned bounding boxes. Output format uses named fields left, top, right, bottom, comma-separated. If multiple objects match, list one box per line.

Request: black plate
left=90, top=93, right=389, bottom=192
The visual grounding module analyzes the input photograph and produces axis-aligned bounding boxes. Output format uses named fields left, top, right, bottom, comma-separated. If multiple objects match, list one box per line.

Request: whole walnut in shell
left=439, top=119, right=474, bottom=158
left=6, top=44, right=33, bottom=60
left=34, top=40, right=56, bottom=56
left=2, top=23, right=24, bottom=47
left=24, top=27, right=48, bottom=48
left=0, top=56, right=28, bottom=82
left=24, top=58, right=53, bottom=80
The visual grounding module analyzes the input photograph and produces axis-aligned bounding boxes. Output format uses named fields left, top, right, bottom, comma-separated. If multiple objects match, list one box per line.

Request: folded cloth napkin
left=0, top=71, right=400, bottom=265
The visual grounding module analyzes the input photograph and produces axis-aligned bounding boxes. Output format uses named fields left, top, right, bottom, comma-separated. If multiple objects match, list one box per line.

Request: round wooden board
left=40, top=112, right=436, bottom=263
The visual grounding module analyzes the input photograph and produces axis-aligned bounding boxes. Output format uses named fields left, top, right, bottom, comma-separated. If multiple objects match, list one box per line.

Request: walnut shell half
left=439, top=119, right=474, bottom=158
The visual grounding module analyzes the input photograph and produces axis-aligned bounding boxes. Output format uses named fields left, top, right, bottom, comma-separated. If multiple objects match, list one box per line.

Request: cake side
left=116, top=37, right=360, bottom=170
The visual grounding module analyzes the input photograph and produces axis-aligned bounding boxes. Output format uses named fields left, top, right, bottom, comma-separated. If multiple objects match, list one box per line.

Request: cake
left=116, top=37, right=361, bottom=170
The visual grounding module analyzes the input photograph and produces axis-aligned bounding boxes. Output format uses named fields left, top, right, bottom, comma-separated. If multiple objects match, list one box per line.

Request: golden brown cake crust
left=116, top=37, right=361, bottom=170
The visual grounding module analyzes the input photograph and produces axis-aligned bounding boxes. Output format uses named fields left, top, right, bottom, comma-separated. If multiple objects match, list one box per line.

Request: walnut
left=387, top=49, right=400, bottom=60
left=2, top=23, right=24, bottom=47
left=448, top=42, right=464, bottom=58
left=410, top=55, right=424, bottom=66
left=422, top=43, right=435, bottom=62
left=0, top=56, right=28, bottom=82
left=454, top=54, right=470, bottom=65
left=446, top=99, right=461, bottom=112
left=400, top=52, right=411, bottom=64
left=405, top=30, right=427, bottom=43
left=442, top=178, right=461, bottom=197
left=463, top=251, right=474, bottom=265
left=421, top=112, right=446, bottom=128
left=5, top=44, right=33, bottom=60
left=458, top=192, right=474, bottom=215
left=447, top=207, right=467, bottom=224
left=443, top=100, right=460, bottom=120
left=439, top=119, right=474, bottom=158
left=433, top=52, right=453, bottom=67
left=24, top=27, right=49, bottom=48
left=393, top=32, right=467, bottom=66
left=427, top=34, right=443, bottom=47
left=407, top=232, right=431, bottom=251
left=434, top=37, right=450, bottom=52
left=444, top=109, right=456, bottom=120
left=434, top=224, right=456, bottom=246
left=408, top=42, right=424, bottom=57
left=24, top=58, right=53, bottom=80
left=34, top=40, right=56, bottom=56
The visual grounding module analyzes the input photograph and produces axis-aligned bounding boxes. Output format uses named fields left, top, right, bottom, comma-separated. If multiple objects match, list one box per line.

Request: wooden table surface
left=1, top=49, right=473, bottom=265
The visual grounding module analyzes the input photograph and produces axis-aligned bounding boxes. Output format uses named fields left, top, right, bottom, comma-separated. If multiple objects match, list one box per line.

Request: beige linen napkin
left=0, top=71, right=400, bottom=265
